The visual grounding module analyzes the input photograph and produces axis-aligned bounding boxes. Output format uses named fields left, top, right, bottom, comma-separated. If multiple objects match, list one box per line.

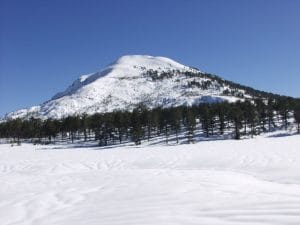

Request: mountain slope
left=5, top=55, right=270, bottom=119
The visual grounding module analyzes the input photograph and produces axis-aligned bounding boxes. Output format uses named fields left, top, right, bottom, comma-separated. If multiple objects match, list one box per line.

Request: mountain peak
left=112, top=55, right=188, bottom=71
left=50, top=55, right=192, bottom=102
left=5, top=55, right=254, bottom=120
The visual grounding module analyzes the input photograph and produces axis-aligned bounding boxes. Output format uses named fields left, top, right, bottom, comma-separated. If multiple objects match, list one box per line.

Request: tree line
left=1, top=97, right=300, bottom=145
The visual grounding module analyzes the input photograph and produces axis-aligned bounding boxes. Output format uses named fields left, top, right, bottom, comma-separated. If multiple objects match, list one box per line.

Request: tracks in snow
left=1, top=135, right=300, bottom=225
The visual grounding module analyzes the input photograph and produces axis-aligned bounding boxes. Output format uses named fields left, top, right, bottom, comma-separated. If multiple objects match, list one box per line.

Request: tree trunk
left=165, top=126, right=168, bottom=144
left=235, top=123, right=240, bottom=140
left=147, top=126, right=151, bottom=142
left=84, top=129, right=87, bottom=142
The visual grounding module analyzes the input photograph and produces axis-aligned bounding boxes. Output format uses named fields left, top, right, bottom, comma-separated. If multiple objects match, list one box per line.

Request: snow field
left=1, top=134, right=300, bottom=225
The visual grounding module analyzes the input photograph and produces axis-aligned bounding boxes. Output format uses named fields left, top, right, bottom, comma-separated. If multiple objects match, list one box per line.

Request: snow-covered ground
left=1, top=133, right=300, bottom=225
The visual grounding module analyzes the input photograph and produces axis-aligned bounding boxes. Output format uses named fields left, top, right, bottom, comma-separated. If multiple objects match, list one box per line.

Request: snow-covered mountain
left=5, top=55, right=255, bottom=119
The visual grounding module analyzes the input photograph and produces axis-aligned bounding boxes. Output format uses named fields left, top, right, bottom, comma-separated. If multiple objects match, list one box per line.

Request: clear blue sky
left=1, top=0, right=300, bottom=116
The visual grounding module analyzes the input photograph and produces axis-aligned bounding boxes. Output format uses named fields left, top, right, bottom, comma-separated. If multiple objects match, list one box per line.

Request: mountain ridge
left=4, top=55, right=291, bottom=120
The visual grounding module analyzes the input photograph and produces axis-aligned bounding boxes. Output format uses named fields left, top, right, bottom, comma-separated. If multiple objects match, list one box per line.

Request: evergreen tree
left=153, top=109, right=161, bottom=137
left=170, top=107, right=182, bottom=143
left=243, top=101, right=257, bottom=137
left=88, top=113, right=102, bottom=141
left=10, top=118, right=23, bottom=143
left=276, top=98, right=290, bottom=130
left=62, top=116, right=80, bottom=143
left=294, top=103, right=300, bottom=133
left=215, top=103, right=228, bottom=135
left=43, top=119, right=58, bottom=142
left=131, top=108, right=144, bottom=145
left=1, top=96, right=297, bottom=146
left=80, top=113, right=89, bottom=141
left=199, top=104, right=211, bottom=138
left=230, top=103, right=243, bottom=140
left=266, top=98, right=276, bottom=131
left=185, top=108, right=196, bottom=143
left=161, top=108, right=171, bottom=144
left=114, top=111, right=126, bottom=144
left=255, top=99, right=267, bottom=133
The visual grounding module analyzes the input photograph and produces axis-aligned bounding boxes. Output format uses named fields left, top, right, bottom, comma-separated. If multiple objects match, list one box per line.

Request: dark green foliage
left=43, top=119, right=58, bottom=142
left=143, top=69, right=175, bottom=81
left=169, top=107, right=182, bottom=143
left=62, top=116, right=80, bottom=143
left=266, top=99, right=276, bottom=131
left=215, top=102, right=230, bottom=135
left=230, top=102, right=244, bottom=140
left=294, top=103, right=300, bottom=133
left=199, top=104, right=212, bottom=138
left=254, top=99, right=267, bottom=133
left=113, top=111, right=127, bottom=144
left=183, top=107, right=196, bottom=143
left=1, top=96, right=299, bottom=145
left=242, top=100, right=257, bottom=137
left=276, top=98, right=291, bottom=130
left=131, top=107, right=144, bottom=145
left=80, top=114, right=89, bottom=141
left=2, top=69, right=299, bottom=144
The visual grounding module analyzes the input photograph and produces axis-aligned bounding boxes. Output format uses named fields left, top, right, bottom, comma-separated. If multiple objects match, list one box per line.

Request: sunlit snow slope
left=5, top=55, right=245, bottom=119
left=1, top=133, right=300, bottom=225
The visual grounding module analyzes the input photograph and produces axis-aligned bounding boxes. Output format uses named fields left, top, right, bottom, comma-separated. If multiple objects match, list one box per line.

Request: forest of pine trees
left=1, top=97, right=300, bottom=146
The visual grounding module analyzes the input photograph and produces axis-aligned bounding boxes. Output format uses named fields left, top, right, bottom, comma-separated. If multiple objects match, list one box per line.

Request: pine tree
left=186, top=108, right=196, bottom=143
left=255, top=99, right=267, bottom=133
left=10, top=118, right=23, bottom=143
left=145, top=110, right=153, bottom=142
left=277, top=99, right=290, bottom=130
left=294, top=103, right=300, bottom=133
left=170, top=107, right=182, bottom=144
left=230, top=103, right=243, bottom=140
left=88, top=113, right=102, bottom=141
left=161, top=109, right=171, bottom=144
left=131, top=108, right=144, bottom=145
left=80, top=113, right=89, bottom=141
left=266, top=99, right=275, bottom=131
left=215, top=103, right=228, bottom=135
left=103, top=113, right=114, bottom=145
left=114, top=111, right=126, bottom=144
left=43, top=119, right=58, bottom=143
left=62, top=116, right=80, bottom=143
left=199, top=104, right=211, bottom=138
left=244, top=101, right=257, bottom=137
left=27, top=117, right=43, bottom=142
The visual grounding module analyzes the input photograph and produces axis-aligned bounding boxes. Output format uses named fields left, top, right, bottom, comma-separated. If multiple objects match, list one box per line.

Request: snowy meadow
left=1, top=132, right=300, bottom=225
